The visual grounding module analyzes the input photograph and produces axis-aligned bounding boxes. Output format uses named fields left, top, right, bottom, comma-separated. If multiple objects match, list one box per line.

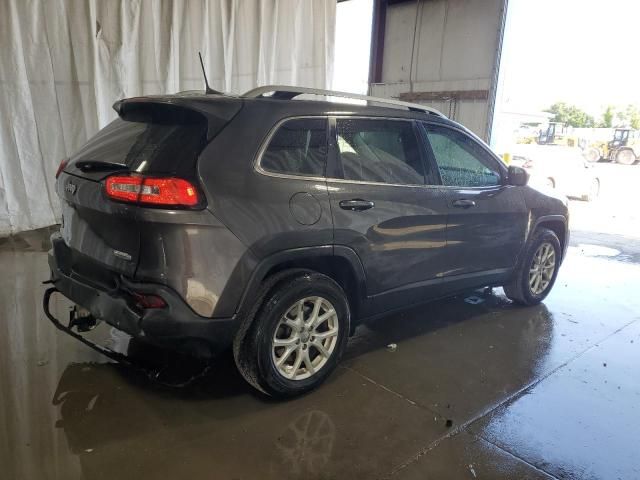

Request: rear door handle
left=452, top=199, right=476, bottom=208
left=339, top=199, right=375, bottom=211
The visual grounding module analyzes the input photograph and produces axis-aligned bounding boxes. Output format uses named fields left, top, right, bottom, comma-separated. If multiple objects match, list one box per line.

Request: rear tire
left=615, top=148, right=637, bottom=165
left=233, top=270, right=350, bottom=397
left=503, top=228, right=561, bottom=306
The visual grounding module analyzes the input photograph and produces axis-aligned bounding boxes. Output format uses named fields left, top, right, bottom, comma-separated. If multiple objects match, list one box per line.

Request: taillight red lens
left=55, top=158, right=69, bottom=179
left=105, top=175, right=200, bottom=207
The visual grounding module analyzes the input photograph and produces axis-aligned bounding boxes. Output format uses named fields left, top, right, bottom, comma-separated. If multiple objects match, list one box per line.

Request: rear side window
left=261, top=118, right=328, bottom=177
left=335, top=118, right=425, bottom=185
left=422, top=124, right=501, bottom=187
left=70, top=107, right=207, bottom=175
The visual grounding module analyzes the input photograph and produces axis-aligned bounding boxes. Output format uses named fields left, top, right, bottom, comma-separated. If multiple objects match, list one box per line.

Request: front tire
left=584, top=147, right=601, bottom=163
left=233, top=270, right=350, bottom=397
left=503, top=228, right=561, bottom=306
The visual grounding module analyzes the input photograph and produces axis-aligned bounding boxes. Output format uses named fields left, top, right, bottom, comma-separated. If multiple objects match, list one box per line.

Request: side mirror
left=507, top=165, right=529, bottom=186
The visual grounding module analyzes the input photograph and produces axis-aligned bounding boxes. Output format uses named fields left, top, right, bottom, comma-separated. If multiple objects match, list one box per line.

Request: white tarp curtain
left=0, top=0, right=336, bottom=235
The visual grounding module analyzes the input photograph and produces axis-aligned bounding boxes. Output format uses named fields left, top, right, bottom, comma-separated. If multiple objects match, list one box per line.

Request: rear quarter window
left=260, top=118, right=328, bottom=177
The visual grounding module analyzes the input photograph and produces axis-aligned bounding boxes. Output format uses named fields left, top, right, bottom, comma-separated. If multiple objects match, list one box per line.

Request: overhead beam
left=399, top=90, right=490, bottom=102
left=368, top=0, right=387, bottom=85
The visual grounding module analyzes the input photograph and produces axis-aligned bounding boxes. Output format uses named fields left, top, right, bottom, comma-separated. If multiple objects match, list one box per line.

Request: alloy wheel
left=272, top=296, right=339, bottom=381
left=529, top=242, right=556, bottom=295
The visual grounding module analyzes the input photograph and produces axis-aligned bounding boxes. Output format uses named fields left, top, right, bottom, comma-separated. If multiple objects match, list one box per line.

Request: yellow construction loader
left=536, top=122, right=583, bottom=148
left=584, top=128, right=640, bottom=164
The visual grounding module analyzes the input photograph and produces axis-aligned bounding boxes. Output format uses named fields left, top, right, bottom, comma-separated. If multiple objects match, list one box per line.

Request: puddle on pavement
left=575, top=243, right=621, bottom=258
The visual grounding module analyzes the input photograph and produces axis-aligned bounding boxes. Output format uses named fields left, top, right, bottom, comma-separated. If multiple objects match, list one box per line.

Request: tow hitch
left=43, top=286, right=211, bottom=387
left=69, top=305, right=98, bottom=332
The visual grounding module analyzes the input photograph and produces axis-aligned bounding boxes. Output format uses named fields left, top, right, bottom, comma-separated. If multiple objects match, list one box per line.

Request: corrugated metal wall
left=370, top=0, right=506, bottom=141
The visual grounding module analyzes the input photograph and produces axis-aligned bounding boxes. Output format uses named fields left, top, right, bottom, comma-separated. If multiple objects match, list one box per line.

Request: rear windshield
left=70, top=108, right=207, bottom=174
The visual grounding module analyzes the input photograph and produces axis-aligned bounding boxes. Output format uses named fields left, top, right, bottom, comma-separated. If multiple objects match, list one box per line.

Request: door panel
left=444, top=185, right=527, bottom=276
left=421, top=122, right=528, bottom=282
left=327, top=117, right=449, bottom=314
left=328, top=181, right=448, bottom=297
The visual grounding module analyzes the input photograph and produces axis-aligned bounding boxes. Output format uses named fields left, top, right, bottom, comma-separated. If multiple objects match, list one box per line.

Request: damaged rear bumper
left=45, top=233, right=239, bottom=358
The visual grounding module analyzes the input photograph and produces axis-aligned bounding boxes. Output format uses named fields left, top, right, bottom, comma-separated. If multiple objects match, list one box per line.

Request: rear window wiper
left=75, top=160, right=129, bottom=172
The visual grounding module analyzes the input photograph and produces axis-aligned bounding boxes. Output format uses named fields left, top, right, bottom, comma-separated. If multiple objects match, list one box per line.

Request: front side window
left=261, top=118, right=327, bottom=177
left=335, top=118, right=425, bottom=185
left=422, top=124, right=501, bottom=187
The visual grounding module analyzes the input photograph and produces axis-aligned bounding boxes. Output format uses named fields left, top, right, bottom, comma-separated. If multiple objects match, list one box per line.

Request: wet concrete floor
left=1, top=226, right=639, bottom=479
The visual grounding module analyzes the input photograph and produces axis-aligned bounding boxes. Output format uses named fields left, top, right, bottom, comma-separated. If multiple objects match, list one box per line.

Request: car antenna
left=198, top=51, right=221, bottom=95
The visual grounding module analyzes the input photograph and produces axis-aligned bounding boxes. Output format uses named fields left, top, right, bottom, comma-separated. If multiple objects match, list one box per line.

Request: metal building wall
left=370, top=0, right=507, bottom=141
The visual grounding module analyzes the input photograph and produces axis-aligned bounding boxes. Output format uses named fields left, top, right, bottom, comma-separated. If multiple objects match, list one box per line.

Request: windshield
left=614, top=130, right=628, bottom=141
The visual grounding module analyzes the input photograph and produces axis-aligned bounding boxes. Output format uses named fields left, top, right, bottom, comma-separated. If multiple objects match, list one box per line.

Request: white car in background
left=510, top=145, right=601, bottom=202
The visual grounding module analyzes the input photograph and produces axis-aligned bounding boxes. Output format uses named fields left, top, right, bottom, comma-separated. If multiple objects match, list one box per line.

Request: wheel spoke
left=288, top=350, right=304, bottom=378
left=307, top=297, right=322, bottom=326
left=284, top=318, right=301, bottom=332
left=314, top=327, right=338, bottom=340
left=545, top=249, right=554, bottom=263
left=312, top=340, right=330, bottom=359
left=302, top=349, right=315, bottom=375
left=533, top=273, right=541, bottom=293
left=313, top=308, right=335, bottom=329
left=296, top=299, right=305, bottom=322
left=547, top=256, right=555, bottom=269
left=274, top=336, right=298, bottom=347
left=276, top=345, right=297, bottom=367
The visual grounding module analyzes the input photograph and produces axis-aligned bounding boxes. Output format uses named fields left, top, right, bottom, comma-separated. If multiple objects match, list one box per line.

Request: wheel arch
left=533, top=215, right=568, bottom=262
left=236, top=245, right=367, bottom=322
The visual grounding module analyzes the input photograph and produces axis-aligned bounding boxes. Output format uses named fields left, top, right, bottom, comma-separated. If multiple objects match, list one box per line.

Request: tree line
left=545, top=102, right=640, bottom=129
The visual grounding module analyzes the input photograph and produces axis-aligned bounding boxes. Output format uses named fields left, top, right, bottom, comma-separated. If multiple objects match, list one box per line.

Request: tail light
left=105, top=175, right=200, bottom=208
left=131, top=292, right=167, bottom=309
left=55, top=158, right=69, bottom=178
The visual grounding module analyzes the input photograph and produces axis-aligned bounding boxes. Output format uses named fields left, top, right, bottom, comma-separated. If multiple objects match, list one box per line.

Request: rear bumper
left=47, top=233, right=238, bottom=358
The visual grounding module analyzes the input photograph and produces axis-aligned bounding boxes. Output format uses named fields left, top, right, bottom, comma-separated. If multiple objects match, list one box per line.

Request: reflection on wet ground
left=1, top=227, right=639, bottom=479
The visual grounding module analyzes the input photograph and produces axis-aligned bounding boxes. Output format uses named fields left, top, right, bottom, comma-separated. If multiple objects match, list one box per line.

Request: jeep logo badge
left=65, top=182, right=77, bottom=195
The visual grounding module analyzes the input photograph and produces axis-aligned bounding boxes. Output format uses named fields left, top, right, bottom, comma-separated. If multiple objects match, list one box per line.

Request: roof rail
left=242, top=85, right=446, bottom=118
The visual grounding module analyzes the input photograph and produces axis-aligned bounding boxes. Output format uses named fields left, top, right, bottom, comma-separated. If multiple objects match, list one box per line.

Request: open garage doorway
left=492, top=0, right=640, bottom=252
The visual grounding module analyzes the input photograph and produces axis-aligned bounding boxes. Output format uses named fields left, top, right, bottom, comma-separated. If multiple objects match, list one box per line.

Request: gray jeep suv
left=44, top=86, right=569, bottom=396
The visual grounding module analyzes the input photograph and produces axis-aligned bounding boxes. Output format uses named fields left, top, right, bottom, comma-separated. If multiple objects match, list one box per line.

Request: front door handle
left=452, top=199, right=476, bottom=208
left=339, top=199, right=375, bottom=211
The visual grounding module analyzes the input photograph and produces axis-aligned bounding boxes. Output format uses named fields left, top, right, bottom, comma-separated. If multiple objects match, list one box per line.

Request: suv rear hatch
left=56, top=96, right=242, bottom=281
